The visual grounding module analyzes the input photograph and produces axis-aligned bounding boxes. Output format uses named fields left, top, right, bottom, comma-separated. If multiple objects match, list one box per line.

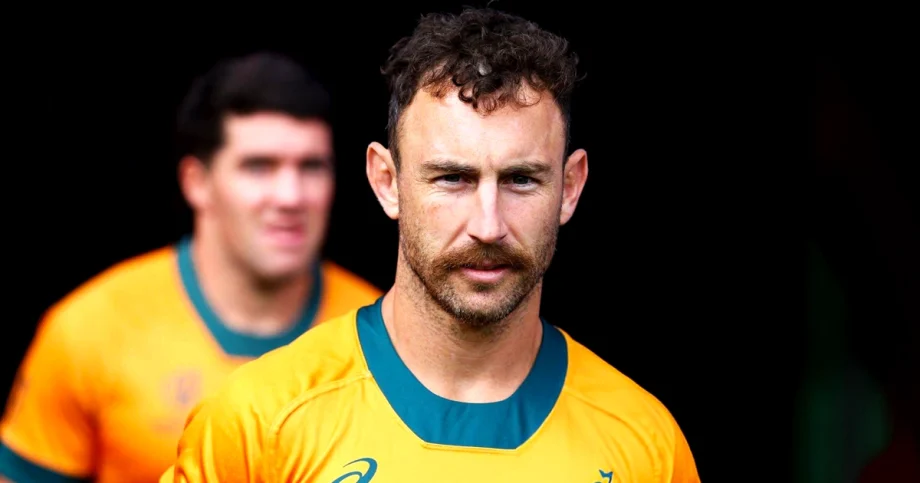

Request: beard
left=399, top=215, right=558, bottom=330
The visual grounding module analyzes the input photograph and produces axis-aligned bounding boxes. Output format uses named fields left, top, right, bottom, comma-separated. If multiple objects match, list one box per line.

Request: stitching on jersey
left=264, top=372, right=375, bottom=478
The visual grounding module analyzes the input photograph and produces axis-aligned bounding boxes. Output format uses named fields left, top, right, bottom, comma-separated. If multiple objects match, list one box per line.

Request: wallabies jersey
left=160, top=298, right=699, bottom=483
left=0, top=237, right=382, bottom=483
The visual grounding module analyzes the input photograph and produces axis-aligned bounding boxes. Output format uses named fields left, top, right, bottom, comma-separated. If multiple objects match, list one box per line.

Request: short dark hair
left=176, top=52, right=332, bottom=163
left=381, top=7, right=579, bottom=168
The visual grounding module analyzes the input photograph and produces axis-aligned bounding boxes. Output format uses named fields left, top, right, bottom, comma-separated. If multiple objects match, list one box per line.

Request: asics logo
left=596, top=469, right=614, bottom=483
left=331, top=457, right=378, bottom=483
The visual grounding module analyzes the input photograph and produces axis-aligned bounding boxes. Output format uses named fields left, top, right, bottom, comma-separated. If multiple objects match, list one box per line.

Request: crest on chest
left=163, top=370, right=203, bottom=408
left=148, top=369, right=205, bottom=434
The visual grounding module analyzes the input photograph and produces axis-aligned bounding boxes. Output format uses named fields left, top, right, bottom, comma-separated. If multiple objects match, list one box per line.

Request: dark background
left=3, top=2, right=915, bottom=482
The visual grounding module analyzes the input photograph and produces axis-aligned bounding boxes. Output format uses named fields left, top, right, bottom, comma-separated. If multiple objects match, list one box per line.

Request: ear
left=559, top=148, right=588, bottom=225
left=366, top=142, right=399, bottom=220
left=178, top=155, right=211, bottom=211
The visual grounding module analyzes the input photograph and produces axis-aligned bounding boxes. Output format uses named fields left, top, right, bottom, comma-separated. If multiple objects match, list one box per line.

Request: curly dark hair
left=176, top=52, right=332, bottom=164
left=381, top=7, right=580, bottom=168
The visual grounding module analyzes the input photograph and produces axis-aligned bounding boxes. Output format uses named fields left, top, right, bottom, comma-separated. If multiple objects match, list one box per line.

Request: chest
left=298, top=445, right=626, bottom=483
left=94, top=333, right=247, bottom=482
left=274, top=394, right=664, bottom=483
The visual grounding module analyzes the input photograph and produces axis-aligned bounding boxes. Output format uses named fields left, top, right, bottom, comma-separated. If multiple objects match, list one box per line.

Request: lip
left=265, top=225, right=306, bottom=247
left=459, top=266, right=510, bottom=283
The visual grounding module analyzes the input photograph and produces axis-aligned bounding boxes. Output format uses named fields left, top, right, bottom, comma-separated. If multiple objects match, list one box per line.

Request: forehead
left=399, top=87, right=566, bottom=168
left=222, top=112, right=332, bottom=158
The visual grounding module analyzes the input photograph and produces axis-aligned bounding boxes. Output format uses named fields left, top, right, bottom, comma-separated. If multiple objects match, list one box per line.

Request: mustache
left=435, top=243, right=531, bottom=271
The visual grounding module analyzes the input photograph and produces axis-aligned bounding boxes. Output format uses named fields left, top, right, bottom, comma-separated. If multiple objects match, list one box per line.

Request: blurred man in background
left=159, top=8, right=697, bottom=482
left=0, top=52, right=381, bottom=483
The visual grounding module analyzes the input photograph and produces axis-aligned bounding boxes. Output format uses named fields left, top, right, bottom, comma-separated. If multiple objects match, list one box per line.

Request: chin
left=448, top=306, right=515, bottom=330
left=252, top=256, right=314, bottom=282
left=439, top=290, right=524, bottom=328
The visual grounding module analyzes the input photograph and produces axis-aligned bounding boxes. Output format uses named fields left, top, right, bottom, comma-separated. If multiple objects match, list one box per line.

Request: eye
left=509, top=175, right=534, bottom=186
left=438, top=174, right=464, bottom=184
left=243, top=159, right=272, bottom=172
left=299, top=159, right=329, bottom=172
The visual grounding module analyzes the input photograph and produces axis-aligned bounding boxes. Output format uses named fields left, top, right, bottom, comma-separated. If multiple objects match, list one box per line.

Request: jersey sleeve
left=0, top=309, right=98, bottom=482
left=163, top=372, right=271, bottom=482
left=669, top=421, right=700, bottom=483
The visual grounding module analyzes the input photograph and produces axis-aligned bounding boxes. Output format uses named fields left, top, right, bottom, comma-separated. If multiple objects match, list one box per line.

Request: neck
left=191, top=230, right=312, bottom=337
left=381, top=260, right=544, bottom=403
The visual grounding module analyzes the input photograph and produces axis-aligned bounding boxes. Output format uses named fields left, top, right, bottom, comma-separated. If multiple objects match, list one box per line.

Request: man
left=161, top=8, right=699, bottom=482
left=0, top=52, right=381, bottom=483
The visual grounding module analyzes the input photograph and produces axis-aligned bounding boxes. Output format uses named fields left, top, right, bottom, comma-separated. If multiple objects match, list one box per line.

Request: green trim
left=0, top=443, right=90, bottom=483
left=357, top=298, right=568, bottom=449
left=176, top=236, right=323, bottom=357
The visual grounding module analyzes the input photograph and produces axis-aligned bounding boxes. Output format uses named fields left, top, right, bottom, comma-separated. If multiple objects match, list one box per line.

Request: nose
left=273, top=168, right=304, bottom=208
left=466, top=181, right=508, bottom=244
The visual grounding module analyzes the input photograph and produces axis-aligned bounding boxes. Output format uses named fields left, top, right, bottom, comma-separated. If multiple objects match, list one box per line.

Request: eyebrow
left=240, top=154, right=334, bottom=165
left=420, top=159, right=478, bottom=176
left=420, top=158, right=552, bottom=177
left=301, top=154, right=334, bottom=165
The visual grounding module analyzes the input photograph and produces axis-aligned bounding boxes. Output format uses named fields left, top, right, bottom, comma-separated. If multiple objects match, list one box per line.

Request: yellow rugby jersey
left=0, top=237, right=381, bottom=483
left=162, top=298, right=699, bottom=483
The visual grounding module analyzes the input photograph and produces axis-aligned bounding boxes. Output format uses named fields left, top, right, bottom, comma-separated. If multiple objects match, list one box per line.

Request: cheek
left=303, top=176, right=335, bottom=210
left=505, top=196, right=557, bottom=241
left=424, top=197, right=467, bottom=235
left=213, top=178, right=263, bottom=215
left=400, top=194, right=451, bottom=247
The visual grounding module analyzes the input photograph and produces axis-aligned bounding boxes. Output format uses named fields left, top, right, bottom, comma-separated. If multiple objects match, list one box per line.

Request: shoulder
left=320, top=261, right=383, bottom=303
left=560, top=329, right=686, bottom=447
left=195, top=310, right=370, bottom=433
left=321, top=261, right=382, bottom=297
left=39, top=246, right=176, bottom=338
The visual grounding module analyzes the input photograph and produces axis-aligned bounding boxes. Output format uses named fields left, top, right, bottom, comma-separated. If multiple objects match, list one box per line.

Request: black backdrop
left=14, top=2, right=915, bottom=482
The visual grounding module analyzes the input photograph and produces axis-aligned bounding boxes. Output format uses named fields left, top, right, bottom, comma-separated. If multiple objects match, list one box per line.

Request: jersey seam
left=263, top=372, right=374, bottom=478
